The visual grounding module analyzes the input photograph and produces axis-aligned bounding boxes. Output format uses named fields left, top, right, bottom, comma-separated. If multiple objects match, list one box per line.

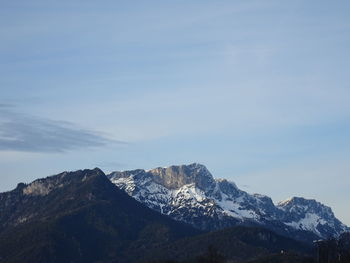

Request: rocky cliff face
left=108, top=163, right=348, bottom=241
left=149, top=163, right=216, bottom=190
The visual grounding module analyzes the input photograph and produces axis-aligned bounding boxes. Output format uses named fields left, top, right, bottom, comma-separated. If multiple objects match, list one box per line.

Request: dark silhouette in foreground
left=315, top=232, right=350, bottom=263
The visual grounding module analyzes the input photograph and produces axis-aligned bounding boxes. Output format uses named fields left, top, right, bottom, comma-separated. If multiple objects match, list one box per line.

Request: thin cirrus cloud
left=0, top=104, right=122, bottom=153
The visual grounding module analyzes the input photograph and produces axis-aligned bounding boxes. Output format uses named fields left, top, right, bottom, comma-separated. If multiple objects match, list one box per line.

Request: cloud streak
left=0, top=106, right=122, bottom=153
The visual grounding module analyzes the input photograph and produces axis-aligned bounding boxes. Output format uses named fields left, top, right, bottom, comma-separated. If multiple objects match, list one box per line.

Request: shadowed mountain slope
left=140, top=226, right=313, bottom=263
left=0, top=168, right=199, bottom=263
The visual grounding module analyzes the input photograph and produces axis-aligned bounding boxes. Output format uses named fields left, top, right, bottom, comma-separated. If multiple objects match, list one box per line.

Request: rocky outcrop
left=147, top=163, right=216, bottom=190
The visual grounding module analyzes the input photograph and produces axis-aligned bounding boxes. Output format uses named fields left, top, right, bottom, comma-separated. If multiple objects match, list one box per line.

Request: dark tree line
left=315, top=232, right=350, bottom=263
left=146, top=245, right=226, bottom=263
left=196, top=245, right=225, bottom=263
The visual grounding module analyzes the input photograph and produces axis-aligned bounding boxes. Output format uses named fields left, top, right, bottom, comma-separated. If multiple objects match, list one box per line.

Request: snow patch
left=285, top=213, right=327, bottom=236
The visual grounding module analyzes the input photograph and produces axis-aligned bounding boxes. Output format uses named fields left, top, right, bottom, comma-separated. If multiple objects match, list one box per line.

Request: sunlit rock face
left=148, top=163, right=216, bottom=190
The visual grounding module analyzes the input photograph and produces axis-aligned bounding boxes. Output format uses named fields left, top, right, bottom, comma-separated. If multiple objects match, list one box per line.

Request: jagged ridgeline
left=109, top=163, right=349, bottom=242
left=0, top=166, right=348, bottom=263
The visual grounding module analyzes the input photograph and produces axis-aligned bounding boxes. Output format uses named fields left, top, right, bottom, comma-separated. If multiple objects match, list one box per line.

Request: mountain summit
left=108, top=163, right=348, bottom=242
left=0, top=168, right=199, bottom=263
left=277, top=196, right=347, bottom=238
left=147, top=163, right=215, bottom=190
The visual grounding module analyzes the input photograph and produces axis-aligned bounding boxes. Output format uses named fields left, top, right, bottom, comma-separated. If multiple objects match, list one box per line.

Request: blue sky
left=1, top=1, right=350, bottom=224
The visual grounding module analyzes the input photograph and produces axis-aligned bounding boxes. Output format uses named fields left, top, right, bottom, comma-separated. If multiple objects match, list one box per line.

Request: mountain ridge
left=108, top=163, right=348, bottom=242
left=0, top=167, right=315, bottom=263
left=0, top=168, right=200, bottom=263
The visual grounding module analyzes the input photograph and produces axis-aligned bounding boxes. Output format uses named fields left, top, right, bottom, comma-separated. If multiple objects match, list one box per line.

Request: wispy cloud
left=0, top=105, right=122, bottom=153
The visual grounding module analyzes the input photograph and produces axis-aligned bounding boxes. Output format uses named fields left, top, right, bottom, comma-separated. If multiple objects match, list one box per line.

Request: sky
left=1, top=1, right=350, bottom=224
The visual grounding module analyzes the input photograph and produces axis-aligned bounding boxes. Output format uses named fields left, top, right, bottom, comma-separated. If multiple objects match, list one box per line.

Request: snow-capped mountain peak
left=277, top=197, right=347, bottom=237
left=108, top=164, right=348, bottom=241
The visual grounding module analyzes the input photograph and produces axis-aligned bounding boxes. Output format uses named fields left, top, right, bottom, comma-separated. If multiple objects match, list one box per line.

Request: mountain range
left=108, top=163, right=348, bottom=242
left=0, top=164, right=348, bottom=262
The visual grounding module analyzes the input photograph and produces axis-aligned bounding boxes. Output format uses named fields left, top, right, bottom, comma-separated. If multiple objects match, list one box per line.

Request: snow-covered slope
left=278, top=197, right=347, bottom=238
left=108, top=163, right=348, bottom=240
